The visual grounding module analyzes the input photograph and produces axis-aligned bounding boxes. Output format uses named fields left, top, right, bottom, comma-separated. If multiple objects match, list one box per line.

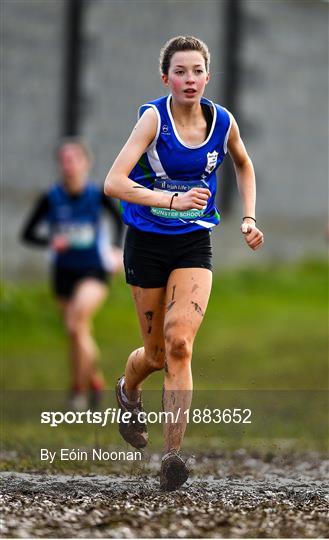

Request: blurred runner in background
left=21, top=140, right=124, bottom=410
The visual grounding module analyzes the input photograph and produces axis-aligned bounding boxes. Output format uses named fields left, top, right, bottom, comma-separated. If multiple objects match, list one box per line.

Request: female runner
left=104, top=36, right=264, bottom=490
left=22, top=140, right=123, bottom=410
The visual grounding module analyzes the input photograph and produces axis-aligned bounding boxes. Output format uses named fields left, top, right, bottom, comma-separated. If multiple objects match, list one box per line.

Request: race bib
left=56, top=223, right=96, bottom=248
left=151, top=179, right=207, bottom=220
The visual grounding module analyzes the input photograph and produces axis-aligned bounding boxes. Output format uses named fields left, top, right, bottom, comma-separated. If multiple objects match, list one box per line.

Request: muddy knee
left=165, top=334, right=192, bottom=363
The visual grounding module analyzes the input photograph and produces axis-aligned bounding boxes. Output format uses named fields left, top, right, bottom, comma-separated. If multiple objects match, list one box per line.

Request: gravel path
left=1, top=451, right=328, bottom=538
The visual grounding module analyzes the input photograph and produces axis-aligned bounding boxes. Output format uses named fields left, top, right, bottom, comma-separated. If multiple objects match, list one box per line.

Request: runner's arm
left=104, top=108, right=210, bottom=211
left=227, top=117, right=256, bottom=223
left=20, top=194, right=50, bottom=247
left=104, top=108, right=168, bottom=207
left=228, top=116, right=264, bottom=250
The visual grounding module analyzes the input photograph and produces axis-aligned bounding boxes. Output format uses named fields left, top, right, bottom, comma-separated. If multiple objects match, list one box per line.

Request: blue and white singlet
left=121, top=94, right=232, bottom=234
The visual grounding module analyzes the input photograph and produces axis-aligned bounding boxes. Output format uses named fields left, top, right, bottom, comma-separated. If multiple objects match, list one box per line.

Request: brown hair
left=159, top=35, right=210, bottom=75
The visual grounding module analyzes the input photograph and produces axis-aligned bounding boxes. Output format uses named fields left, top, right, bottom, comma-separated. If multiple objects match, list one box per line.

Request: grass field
left=1, top=258, right=328, bottom=468
left=2, top=258, right=328, bottom=390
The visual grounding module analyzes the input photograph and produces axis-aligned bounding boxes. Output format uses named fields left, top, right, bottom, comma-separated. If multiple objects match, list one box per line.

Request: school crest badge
left=205, top=151, right=218, bottom=174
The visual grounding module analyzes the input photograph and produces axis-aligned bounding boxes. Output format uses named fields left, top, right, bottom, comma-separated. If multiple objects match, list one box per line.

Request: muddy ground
left=1, top=451, right=328, bottom=538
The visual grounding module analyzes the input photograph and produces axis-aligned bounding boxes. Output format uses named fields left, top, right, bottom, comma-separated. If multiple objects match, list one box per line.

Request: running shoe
left=89, top=375, right=106, bottom=410
left=160, top=449, right=190, bottom=491
left=115, top=376, right=148, bottom=449
left=89, top=387, right=104, bottom=410
left=67, top=391, right=88, bottom=411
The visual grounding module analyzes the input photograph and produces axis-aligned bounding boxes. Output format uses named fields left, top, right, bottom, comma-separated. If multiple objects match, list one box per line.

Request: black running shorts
left=52, top=266, right=109, bottom=299
left=124, top=226, right=212, bottom=288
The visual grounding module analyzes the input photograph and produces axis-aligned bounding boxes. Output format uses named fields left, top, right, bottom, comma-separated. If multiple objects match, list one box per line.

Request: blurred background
left=1, top=0, right=328, bottom=460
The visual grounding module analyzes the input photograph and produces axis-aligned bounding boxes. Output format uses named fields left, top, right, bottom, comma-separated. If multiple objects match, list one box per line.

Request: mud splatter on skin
left=171, top=285, right=176, bottom=300
left=166, top=301, right=176, bottom=312
left=191, top=301, right=204, bottom=317
left=130, top=349, right=141, bottom=374
left=156, top=346, right=165, bottom=358
left=162, top=389, right=177, bottom=407
left=170, top=391, right=176, bottom=406
left=166, top=284, right=177, bottom=312
left=164, top=360, right=169, bottom=373
left=191, top=283, right=199, bottom=293
left=145, top=311, right=153, bottom=334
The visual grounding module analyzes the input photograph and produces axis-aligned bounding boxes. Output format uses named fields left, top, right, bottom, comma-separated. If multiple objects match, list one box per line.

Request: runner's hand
left=172, top=188, right=211, bottom=211
left=110, top=247, right=124, bottom=273
left=51, top=234, right=69, bottom=252
left=241, top=222, right=264, bottom=251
